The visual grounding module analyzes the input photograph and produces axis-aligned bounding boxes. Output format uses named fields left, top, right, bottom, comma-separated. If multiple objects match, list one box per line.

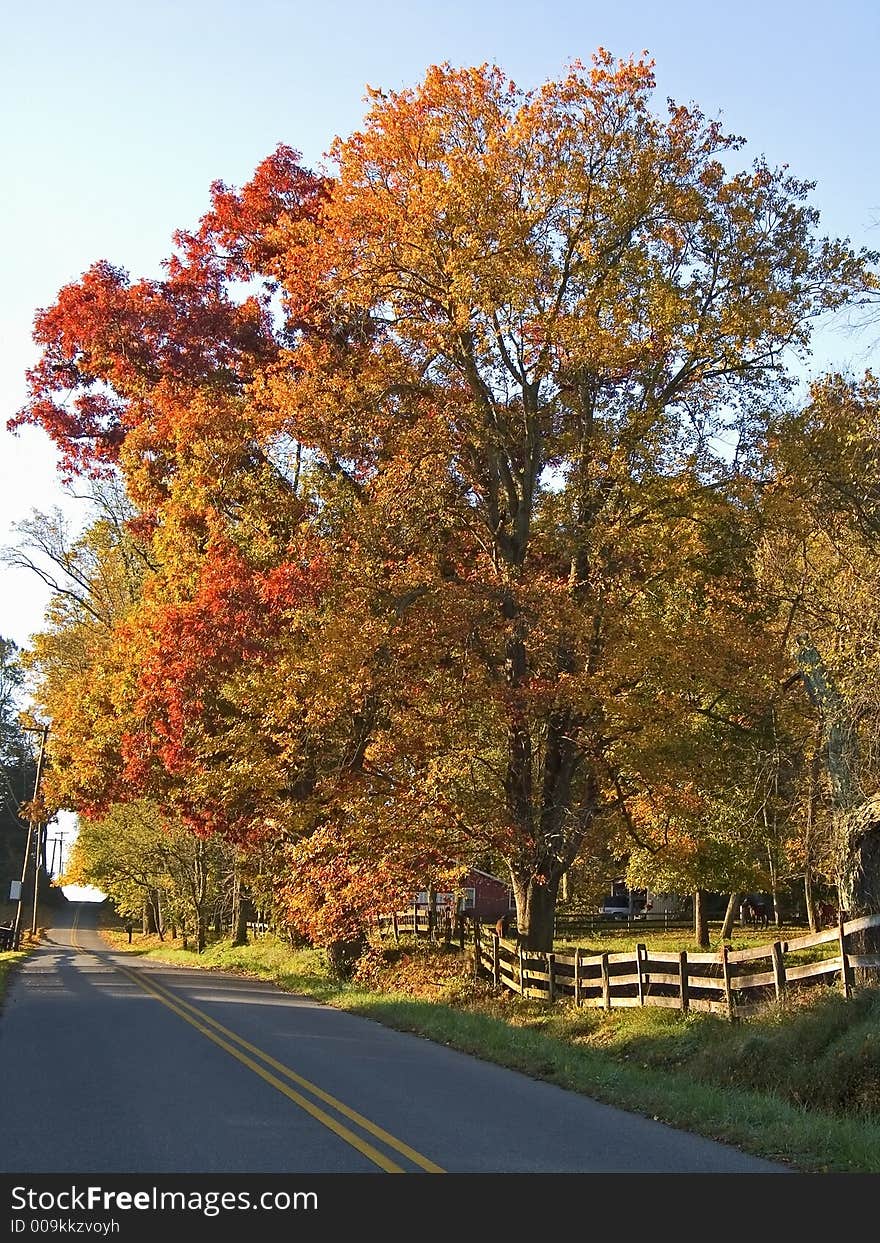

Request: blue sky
left=2, top=0, right=879, bottom=649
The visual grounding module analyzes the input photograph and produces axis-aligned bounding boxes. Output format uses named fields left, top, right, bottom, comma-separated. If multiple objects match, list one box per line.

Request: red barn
left=416, top=868, right=514, bottom=922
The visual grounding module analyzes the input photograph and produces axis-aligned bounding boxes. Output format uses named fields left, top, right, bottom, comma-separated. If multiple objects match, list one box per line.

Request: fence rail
left=555, top=914, right=701, bottom=937
left=379, top=910, right=730, bottom=941
left=376, top=907, right=465, bottom=946
left=473, top=913, right=880, bottom=1019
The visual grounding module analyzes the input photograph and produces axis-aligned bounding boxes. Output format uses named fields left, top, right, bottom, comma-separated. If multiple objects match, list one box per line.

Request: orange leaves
left=279, top=821, right=450, bottom=946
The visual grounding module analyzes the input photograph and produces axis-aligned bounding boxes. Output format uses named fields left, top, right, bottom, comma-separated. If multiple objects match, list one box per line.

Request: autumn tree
left=264, top=55, right=875, bottom=947
left=758, top=373, right=880, bottom=943
left=63, top=799, right=236, bottom=951
left=9, top=147, right=325, bottom=487
left=0, top=639, right=37, bottom=920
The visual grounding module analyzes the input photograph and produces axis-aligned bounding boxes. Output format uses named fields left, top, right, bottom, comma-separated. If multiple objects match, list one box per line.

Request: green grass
left=0, top=949, right=32, bottom=1007
left=98, top=923, right=880, bottom=1173
left=553, top=923, right=830, bottom=956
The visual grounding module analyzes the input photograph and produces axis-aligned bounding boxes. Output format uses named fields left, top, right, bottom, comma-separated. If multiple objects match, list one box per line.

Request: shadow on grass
left=339, top=991, right=880, bottom=1173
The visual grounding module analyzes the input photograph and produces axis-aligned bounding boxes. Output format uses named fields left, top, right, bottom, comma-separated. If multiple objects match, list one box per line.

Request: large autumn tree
left=260, top=55, right=875, bottom=946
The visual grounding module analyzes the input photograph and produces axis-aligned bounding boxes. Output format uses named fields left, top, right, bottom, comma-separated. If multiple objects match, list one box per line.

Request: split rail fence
left=472, top=913, right=880, bottom=1017
left=376, top=907, right=465, bottom=946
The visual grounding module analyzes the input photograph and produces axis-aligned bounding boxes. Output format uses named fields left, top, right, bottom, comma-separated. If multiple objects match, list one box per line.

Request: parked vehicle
left=598, top=891, right=646, bottom=920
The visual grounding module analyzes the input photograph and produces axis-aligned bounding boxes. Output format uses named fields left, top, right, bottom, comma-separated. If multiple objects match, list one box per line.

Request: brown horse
left=816, top=901, right=838, bottom=929
left=742, top=899, right=769, bottom=928
left=494, top=911, right=518, bottom=939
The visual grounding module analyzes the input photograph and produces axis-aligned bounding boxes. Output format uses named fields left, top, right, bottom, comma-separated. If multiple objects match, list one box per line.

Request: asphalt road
left=0, top=902, right=788, bottom=1173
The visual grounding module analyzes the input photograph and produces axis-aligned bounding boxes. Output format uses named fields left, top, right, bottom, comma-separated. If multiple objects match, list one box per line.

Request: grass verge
left=0, top=936, right=40, bottom=1009
left=98, top=923, right=880, bottom=1173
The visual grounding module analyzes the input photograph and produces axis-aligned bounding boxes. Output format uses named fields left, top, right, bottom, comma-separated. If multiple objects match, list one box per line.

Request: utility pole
left=31, top=816, right=46, bottom=937
left=12, top=723, right=49, bottom=950
left=49, top=834, right=64, bottom=878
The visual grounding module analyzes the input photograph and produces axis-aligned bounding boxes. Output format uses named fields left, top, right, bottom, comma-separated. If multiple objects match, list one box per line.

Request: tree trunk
left=837, top=810, right=880, bottom=958
left=191, top=838, right=208, bottom=953
left=720, top=892, right=739, bottom=941
left=326, top=935, right=366, bottom=980
left=512, top=874, right=559, bottom=951
left=232, top=889, right=249, bottom=947
left=693, top=889, right=710, bottom=949
left=804, top=871, right=818, bottom=933
left=804, top=738, right=821, bottom=932
left=766, top=843, right=781, bottom=927
left=143, top=900, right=157, bottom=935
left=231, top=868, right=248, bottom=947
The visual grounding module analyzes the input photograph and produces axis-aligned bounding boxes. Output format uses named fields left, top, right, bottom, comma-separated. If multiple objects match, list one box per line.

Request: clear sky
left=2, top=0, right=879, bottom=650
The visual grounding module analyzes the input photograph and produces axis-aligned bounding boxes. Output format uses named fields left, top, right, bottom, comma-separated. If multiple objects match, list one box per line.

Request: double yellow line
left=70, top=911, right=444, bottom=1174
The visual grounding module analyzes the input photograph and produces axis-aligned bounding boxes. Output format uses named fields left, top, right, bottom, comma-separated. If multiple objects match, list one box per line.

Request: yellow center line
left=70, top=911, right=444, bottom=1174
left=116, top=963, right=407, bottom=1172
left=120, top=965, right=446, bottom=1174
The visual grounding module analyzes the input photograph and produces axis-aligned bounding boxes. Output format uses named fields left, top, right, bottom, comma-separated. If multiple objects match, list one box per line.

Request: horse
left=816, top=900, right=838, bottom=929
left=742, top=898, right=769, bottom=928
left=494, top=911, right=518, bottom=940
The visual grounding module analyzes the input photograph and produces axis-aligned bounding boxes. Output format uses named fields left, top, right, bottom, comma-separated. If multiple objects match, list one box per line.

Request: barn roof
left=465, top=867, right=510, bottom=885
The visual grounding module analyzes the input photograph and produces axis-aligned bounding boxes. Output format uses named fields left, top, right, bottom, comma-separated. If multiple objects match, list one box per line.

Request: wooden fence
left=381, top=910, right=712, bottom=941
left=376, top=907, right=465, bottom=947
left=555, top=914, right=697, bottom=937
left=473, top=913, right=880, bottom=1018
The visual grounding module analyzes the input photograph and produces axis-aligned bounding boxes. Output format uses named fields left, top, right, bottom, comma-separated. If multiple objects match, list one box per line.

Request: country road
left=0, top=902, right=787, bottom=1174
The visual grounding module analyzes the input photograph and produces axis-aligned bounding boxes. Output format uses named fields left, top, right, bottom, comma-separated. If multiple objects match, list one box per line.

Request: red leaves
left=9, top=148, right=326, bottom=480
left=120, top=539, right=328, bottom=800
left=173, top=144, right=329, bottom=285
left=258, top=553, right=330, bottom=610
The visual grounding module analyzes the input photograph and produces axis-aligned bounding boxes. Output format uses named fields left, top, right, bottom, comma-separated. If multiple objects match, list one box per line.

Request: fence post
left=838, top=914, right=852, bottom=999
left=720, top=943, right=733, bottom=1020
left=678, top=950, right=689, bottom=1013
left=771, top=940, right=787, bottom=1004
left=636, top=943, right=646, bottom=1006
left=458, top=915, right=466, bottom=950
left=600, top=951, right=611, bottom=1010
left=548, top=952, right=556, bottom=1002
left=492, top=932, right=500, bottom=988
left=392, top=911, right=399, bottom=944
left=574, top=946, right=582, bottom=1008
left=473, top=918, right=482, bottom=980
left=518, top=942, right=525, bottom=996
left=413, top=902, right=419, bottom=939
